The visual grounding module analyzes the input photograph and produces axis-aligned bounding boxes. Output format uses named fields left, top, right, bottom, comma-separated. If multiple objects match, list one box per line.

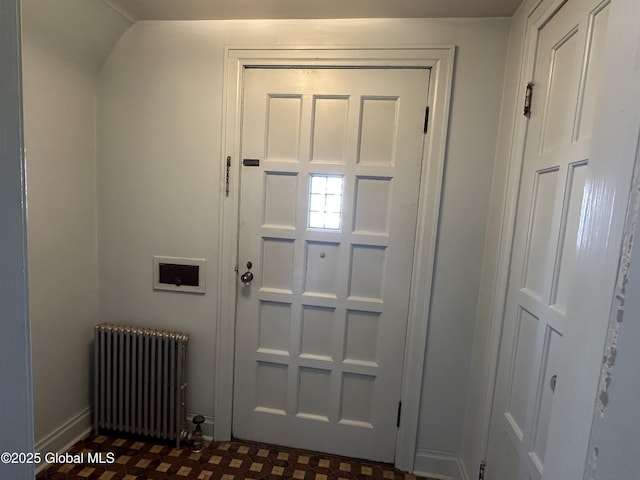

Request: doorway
left=216, top=47, right=454, bottom=470
left=232, top=66, right=429, bottom=462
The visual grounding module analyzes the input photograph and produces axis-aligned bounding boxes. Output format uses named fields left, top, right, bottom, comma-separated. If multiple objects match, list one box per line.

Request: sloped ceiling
left=106, top=0, right=523, bottom=21
left=22, top=0, right=132, bottom=74
left=20, top=0, right=522, bottom=75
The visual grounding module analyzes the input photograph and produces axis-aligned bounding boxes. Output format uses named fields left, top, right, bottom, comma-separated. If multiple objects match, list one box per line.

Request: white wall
left=23, top=25, right=98, bottom=448
left=21, top=0, right=131, bottom=454
left=98, top=18, right=509, bottom=464
left=414, top=19, right=509, bottom=464
left=459, top=0, right=534, bottom=475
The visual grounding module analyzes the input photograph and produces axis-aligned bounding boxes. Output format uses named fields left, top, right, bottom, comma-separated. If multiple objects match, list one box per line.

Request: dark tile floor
left=36, top=434, right=437, bottom=480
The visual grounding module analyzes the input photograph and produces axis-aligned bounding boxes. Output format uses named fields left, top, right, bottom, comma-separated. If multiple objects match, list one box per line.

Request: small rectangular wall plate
left=153, top=256, right=206, bottom=294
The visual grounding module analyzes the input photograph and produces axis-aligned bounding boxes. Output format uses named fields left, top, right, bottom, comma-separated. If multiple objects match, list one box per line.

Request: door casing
left=0, top=2, right=35, bottom=479
left=216, top=45, right=454, bottom=472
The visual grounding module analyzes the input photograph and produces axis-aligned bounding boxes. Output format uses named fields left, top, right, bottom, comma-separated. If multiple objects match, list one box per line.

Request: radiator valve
left=191, top=415, right=205, bottom=453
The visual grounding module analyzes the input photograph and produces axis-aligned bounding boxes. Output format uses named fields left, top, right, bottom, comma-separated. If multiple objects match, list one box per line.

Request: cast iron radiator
left=94, top=323, right=189, bottom=447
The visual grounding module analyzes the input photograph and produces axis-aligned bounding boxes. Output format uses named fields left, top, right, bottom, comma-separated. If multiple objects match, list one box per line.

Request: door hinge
left=423, top=106, right=430, bottom=134
left=479, top=460, right=486, bottom=480
left=396, top=401, right=402, bottom=427
left=523, top=82, right=534, bottom=117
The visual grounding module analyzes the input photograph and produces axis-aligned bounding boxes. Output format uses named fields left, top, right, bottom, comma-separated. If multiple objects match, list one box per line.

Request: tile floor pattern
left=36, top=434, right=438, bottom=480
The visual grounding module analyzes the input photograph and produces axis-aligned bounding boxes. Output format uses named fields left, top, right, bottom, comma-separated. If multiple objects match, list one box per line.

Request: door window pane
left=308, top=175, right=344, bottom=230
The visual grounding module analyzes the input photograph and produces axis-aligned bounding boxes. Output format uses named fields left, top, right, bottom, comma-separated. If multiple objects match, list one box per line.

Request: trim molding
left=0, top=1, right=35, bottom=478
left=414, top=449, right=468, bottom=480
left=35, top=407, right=92, bottom=474
left=215, top=45, right=455, bottom=473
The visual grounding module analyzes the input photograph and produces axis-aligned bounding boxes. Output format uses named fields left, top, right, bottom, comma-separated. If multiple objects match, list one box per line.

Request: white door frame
left=0, top=1, right=36, bottom=479
left=215, top=45, right=454, bottom=472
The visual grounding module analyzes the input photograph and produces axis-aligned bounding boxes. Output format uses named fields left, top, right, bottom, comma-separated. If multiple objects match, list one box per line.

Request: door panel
left=488, top=0, right=610, bottom=478
left=551, top=161, right=588, bottom=311
left=233, top=68, right=430, bottom=462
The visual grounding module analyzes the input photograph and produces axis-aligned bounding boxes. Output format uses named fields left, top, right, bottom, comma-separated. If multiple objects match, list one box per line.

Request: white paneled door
left=487, top=0, right=610, bottom=478
left=233, top=67, right=430, bottom=462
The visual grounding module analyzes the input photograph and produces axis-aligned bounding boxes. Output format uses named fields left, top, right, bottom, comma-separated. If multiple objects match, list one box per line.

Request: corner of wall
left=34, top=408, right=93, bottom=475
left=102, top=0, right=137, bottom=24
left=22, top=0, right=127, bottom=453
left=414, top=449, right=469, bottom=480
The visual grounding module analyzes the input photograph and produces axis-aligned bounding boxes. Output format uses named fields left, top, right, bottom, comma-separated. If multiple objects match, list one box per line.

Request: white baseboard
left=35, top=407, right=92, bottom=474
left=414, top=449, right=469, bottom=480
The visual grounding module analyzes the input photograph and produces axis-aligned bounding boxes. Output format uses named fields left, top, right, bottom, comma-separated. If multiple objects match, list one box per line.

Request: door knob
left=240, top=261, right=254, bottom=285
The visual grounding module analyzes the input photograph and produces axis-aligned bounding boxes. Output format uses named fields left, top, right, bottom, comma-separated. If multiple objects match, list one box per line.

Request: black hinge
left=396, top=401, right=402, bottom=427
left=479, top=460, right=486, bottom=480
left=523, top=82, right=534, bottom=117
left=423, top=106, right=430, bottom=134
